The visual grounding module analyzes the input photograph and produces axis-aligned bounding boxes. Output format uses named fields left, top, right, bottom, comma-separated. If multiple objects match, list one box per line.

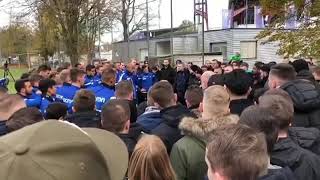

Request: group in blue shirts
left=18, top=63, right=157, bottom=117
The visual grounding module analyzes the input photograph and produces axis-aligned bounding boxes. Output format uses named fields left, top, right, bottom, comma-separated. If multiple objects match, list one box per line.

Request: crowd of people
left=0, top=57, right=320, bottom=180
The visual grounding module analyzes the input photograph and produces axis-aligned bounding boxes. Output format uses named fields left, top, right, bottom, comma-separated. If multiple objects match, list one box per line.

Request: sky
left=0, top=0, right=230, bottom=43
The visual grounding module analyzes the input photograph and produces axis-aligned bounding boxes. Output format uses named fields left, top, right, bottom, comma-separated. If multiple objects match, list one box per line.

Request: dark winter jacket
left=160, top=65, right=176, bottom=85
left=281, top=79, right=320, bottom=129
left=229, top=98, right=254, bottom=116
left=259, top=167, right=297, bottom=180
left=151, top=105, right=196, bottom=153
left=175, top=70, right=190, bottom=93
left=271, top=137, right=320, bottom=180
left=65, top=111, right=101, bottom=128
left=118, top=123, right=146, bottom=157
left=125, top=100, right=137, bottom=123
left=289, top=127, right=320, bottom=156
left=170, top=114, right=239, bottom=180
left=0, top=121, right=7, bottom=136
left=137, top=106, right=162, bottom=132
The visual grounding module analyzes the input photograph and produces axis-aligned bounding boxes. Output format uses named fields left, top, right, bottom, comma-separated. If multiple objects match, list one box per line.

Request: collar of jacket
left=179, top=114, right=239, bottom=143
left=101, top=83, right=115, bottom=90
left=63, top=82, right=71, bottom=86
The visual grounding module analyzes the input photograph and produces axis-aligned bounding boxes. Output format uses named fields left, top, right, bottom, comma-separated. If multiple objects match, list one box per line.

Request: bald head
left=201, top=71, right=215, bottom=90
left=0, top=95, right=26, bottom=121
left=202, top=86, right=230, bottom=119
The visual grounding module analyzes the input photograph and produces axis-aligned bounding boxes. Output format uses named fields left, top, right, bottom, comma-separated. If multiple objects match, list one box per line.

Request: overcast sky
left=0, top=0, right=229, bottom=42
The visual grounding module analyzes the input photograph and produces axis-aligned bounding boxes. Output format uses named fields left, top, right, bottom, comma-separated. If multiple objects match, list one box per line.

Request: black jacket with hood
left=289, top=127, right=320, bottom=156
left=65, top=111, right=101, bottom=128
left=259, top=167, right=297, bottom=180
left=281, top=79, right=320, bottom=129
left=151, top=104, right=196, bottom=153
left=271, top=137, right=320, bottom=180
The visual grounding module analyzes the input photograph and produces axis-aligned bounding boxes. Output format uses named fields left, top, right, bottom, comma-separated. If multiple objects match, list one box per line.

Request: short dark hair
left=45, top=102, right=68, bottom=120
left=75, top=63, right=82, bottom=68
left=39, top=79, right=56, bottom=95
left=208, top=74, right=225, bottom=87
left=6, top=107, right=43, bottom=132
left=269, top=63, right=296, bottom=81
left=37, top=64, right=51, bottom=73
left=115, top=80, right=134, bottom=99
left=259, top=90, right=294, bottom=130
left=291, top=59, right=309, bottom=73
left=86, top=64, right=96, bottom=72
left=20, top=73, right=31, bottom=79
left=185, top=85, right=203, bottom=107
left=206, top=124, right=268, bottom=180
left=15, top=79, right=29, bottom=93
left=73, top=89, right=96, bottom=112
left=240, top=62, right=249, bottom=68
left=102, top=69, right=116, bottom=83
left=60, top=62, right=71, bottom=69
left=224, top=69, right=253, bottom=95
left=101, top=99, right=131, bottom=133
left=149, top=81, right=175, bottom=108
left=29, top=74, right=44, bottom=86
left=240, top=106, right=279, bottom=155
left=70, top=69, right=85, bottom=82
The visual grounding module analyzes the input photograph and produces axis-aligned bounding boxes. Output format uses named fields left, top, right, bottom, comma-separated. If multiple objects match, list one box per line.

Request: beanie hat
left=0, top=120, right=128, bottom=180
left=291, top=59, right=309, bottom=73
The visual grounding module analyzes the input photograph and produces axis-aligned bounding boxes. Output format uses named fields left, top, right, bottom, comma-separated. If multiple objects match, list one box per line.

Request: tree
left=178, top=20, right=195, bottom=33
left=21, top=0, right=117, bottom=65
left=258, top=0, right=320, bottom=59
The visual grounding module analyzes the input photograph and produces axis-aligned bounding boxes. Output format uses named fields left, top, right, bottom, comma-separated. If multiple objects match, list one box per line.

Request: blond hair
left=203, top=86, right=230, bottom=118
left=128, top=135, right=176, bottom=180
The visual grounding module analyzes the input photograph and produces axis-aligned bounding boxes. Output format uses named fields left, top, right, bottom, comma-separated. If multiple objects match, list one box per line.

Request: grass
left=0, top=67, right=28, bottom=93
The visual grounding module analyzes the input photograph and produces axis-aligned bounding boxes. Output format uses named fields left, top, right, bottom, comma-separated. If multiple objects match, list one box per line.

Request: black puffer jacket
left=271, top=137, right=320, bottom=180
left=259, top=167, right=296, bottom=180
left=160, top=65, right=176, bottom=85
left=281, top=79, right=320, bottom=129
left=151, top=105, right=196, bottom=153
left=289, top=127, right=320, bottom=156
left=65, top=111, right=101, bottom=128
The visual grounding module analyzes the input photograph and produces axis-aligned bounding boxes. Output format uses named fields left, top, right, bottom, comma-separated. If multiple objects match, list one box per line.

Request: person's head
left=240, top=62, right=249, bottom=71
left=240, top=106, right=279, bottom=155
left=0, top=120, right=129, bottom=180
left=0, top=94, right=26, bottom=120
left=176, top=63, right=184, bottom=72
left=74, top=63, right=84, bottom=70
left=37, top=65, right=51, bottom=78
left=39, top=79, right=57, bottom=96
left=15, top=79, right=33, bottom=96
left=142, top=65, right=149, bottom=73
left=73, top=89, right=96, bottom=113
left=128, top=135, right=176, bottom=180
left=70, top=68, right=86, bottom=86
left=211, top=59, right=221, bottom=69
left=45, top=102, right=68, bottom=120
left=213, top=67, right=223, bottom=75
left=6, top=107, right=44, bottom=132
left=102, top=69, right=116, bottom=86
left=231, top=61, right=241, bottom=69
left=149, top=81, right=176, bottom=109
left=163, top=59, right=170, bottom=67
left=59, top=69, right=71, bottom=84
left=126, top=63, right=135, bottom=73
left=96, top=65, right=104, bottom=75
left=190, top=65, right=203, bottom=77
left=291, top=59, right=309, bottom=73
left=224, top=69, right=252, bottom=97
left=268, top=63, right=296, bottom=89
left=201, top=86, right=230, bottom=119
left=312, top=66, right=320, bottom=80
left=223, top=65, right=233, bottom=74
left=20, top=73, right=31, bottom=79
left=86, top=64, right=96, bottom=76
left=120, top=62, right=126, bottom=71
left=115, top=80, right=134, bottom=100
left=29, top=74, right=44, bottom=87
left=101, top=99, right=131, bottom=134
left=201, top=65, right=209, bottom=72
left=185, top=85, right=203, bottom=109
left=201, top=71, right=215, bottom=90
left=60, top=62, right=72, bottom=70
left=207, top=74, right=225, bottom=87
left=115, top=62, right=121, bottom=71
left=206, top=124, right=268, bottom=180
left=258, top=89, right=294, bottom=133
left=253, top=61, right=264, bottom=74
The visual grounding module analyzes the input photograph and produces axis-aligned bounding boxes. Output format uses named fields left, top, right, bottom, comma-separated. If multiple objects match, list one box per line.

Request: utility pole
left=170, top=0, right=173, bottom=62
left=98, top=0, right=101, bottom=60
left=146, top=0, right=150, bottom=59
left=201, top=0, right=205, bottom=65
left=245, top=0, right=248, bottom=28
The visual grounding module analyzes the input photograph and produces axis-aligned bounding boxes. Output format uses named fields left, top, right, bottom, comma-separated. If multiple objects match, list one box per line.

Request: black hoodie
left=281, top=79, right=320, bottom=129
left=259, top=167, right=296, bottom=180
left=151, top=105, right=196, bottom=153
left=65, top=111, right=101, bottom=128
left=289, top=127, right=320, bottom=156
left=271, top=137, right=320, bottom=180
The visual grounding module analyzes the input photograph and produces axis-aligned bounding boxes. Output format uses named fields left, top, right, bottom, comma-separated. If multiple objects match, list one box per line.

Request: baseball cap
left=0, top=120, right=128, bottom=180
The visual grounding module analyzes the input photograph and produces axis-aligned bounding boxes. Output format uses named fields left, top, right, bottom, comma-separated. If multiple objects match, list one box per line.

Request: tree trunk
left=122, top=0, right=129, bottom=41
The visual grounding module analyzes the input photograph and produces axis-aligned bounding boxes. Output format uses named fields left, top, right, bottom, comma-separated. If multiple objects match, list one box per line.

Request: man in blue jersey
left=56, top=68, right=85, bottom=111
left=38, top=79, right=57, bottom=115
left=84, top=64, right=96, bottom=88
left=87, top=69, right=116, bottom=112
left=118, top=63, right=139, bottom=101
left=37, top=64, right=51, bottom=79
left=15, top=79, right=41, bottom=107
left=28, top=74, right=43, bottom=107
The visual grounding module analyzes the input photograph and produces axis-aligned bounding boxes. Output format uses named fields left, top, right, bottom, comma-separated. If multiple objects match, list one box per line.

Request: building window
left=240, top=41, right=257, bottom=59
left=210, top=42, right=227, bottom=60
